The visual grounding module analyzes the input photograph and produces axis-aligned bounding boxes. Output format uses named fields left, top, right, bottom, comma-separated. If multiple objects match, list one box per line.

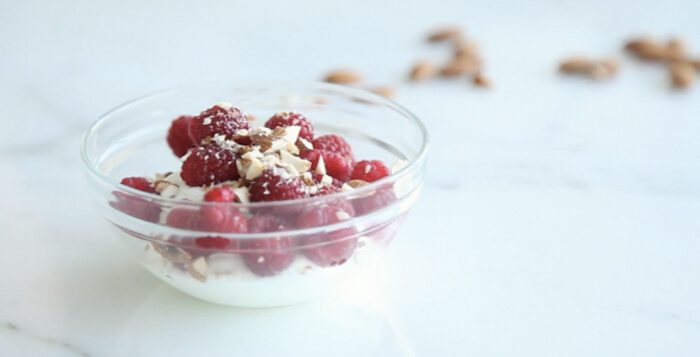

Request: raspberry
left=188, top=104, right=250, bottom=145
left=313, top=182, right=341, bottom=197
left=353, top=187, right=396, bottom=215
left=194, top=237, right=233, bottom=250
left=166, top=115, right=196, bottom=157
left=248, top=214, right=290, bottom=232
left=301, top=150, right=352, bottom=182
left=120, top=177, right=156, bottom=193
left=351, top=160, right=390, bottom=183
left=180, top=142, right=239, bottom=187
left=297, top=204, right=358, bottom=267
left=199, top=186, right=247, bottom=234
left=312, top=134, right=354, bottom=162
left=165, top=208, right=200, bottom=229
left=111, top=177, right=160, bottom=222
left=264, top=112, right=314, bottom=141
left=203, top=186, right=238, bottom=203
left=241, top=215, right=294, bottom=276
left=249, top=169, right=309, bottom=203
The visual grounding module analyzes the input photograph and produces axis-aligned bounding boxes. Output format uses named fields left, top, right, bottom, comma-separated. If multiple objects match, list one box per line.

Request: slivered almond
left=369, top=86, right=396, bottom=98
left=454, top=40, right=479, bottom=60
left=409, top=61, right=436, bottom=81
left=440, top=58, right=480, bottom=77
left=427, top=26, right=463, bottom=43
left=324, top=70, right=362, bottom=84
left=559, top=56, right=619, bottom=80
left=473, top=72, right=492, bottom=88
left=670, top=62, right=695, bottom=89
left=689, top=59, right=700, bottom=71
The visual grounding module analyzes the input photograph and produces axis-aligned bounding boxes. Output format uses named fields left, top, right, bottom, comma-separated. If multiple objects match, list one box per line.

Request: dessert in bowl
left=81, top=83, right=428, bottom=307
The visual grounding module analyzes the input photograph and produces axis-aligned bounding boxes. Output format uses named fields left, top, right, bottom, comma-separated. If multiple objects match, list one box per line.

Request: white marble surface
left=2, top=0, right=700, bottom=356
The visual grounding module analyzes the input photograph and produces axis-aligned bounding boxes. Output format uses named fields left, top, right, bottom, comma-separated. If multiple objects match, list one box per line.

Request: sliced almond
left=215, top=102, right=233, bottom=109
left=297, top=137, right=313, bottom=152
left=245, top=157, right=265, bottom=180
left=300, top=172, right=315, bottom=186
left=320, top=175, right=334, bottom=186
left=232, top=186, right=250, bottom=204
left=335, top=211, right=351, bottom=221
left=324, top=70, right=362, bottom=84
left=315, top=155, right=327, bottom=176
left=153, top=243, right=192, bottom=265
left=280, top=149, right=311, bottom=174
left=346, top=179, right=369, bottom=188
left=187, top=256, right=208, bottom=282
left=473, top=72, right=492, bottom=88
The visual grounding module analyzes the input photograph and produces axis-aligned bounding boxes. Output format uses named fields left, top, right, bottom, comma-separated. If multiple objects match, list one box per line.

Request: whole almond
left=324, top=70, right=362, bottom=84
left=427, top=26, right=463, bottom=43
left=670, top=62, right=695, bottom=89
left=409, top=60, right=436, bottom=81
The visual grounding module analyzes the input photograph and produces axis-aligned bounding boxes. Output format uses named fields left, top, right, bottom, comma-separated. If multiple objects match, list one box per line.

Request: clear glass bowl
left=81, top=83, right=429, bottom=307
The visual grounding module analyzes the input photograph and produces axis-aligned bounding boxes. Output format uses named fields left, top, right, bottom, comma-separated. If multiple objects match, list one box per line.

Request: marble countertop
left=1, top=0, right=699, bottom=356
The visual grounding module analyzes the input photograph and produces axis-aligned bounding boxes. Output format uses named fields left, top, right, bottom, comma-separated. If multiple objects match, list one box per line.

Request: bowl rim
left=80, top=82, right=429, bottom=209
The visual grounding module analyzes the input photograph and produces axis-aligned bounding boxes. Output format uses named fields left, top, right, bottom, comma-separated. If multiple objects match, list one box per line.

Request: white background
left=1, top=0, right=699, bottom=356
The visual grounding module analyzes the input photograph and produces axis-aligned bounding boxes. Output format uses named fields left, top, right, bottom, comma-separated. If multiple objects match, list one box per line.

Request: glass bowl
left=81, top=83, right=429, bottom=307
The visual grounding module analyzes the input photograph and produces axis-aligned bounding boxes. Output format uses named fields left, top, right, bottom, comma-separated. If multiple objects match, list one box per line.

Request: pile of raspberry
left=113, top=103, right=395, bottom=277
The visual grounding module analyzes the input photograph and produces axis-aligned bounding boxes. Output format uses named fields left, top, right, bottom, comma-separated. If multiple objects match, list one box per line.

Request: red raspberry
left=353, top=187, right=396, bottom=215
left=194, top=237, right=233, bottom=250
left=180, top=142, right=239, bottom=187
left=120, top=177, right=156, bottom=193
left=301, top=150, right=352, bottom=182
left=199, top=209, right=247, bottom=233
left=249, top=169, right=309, bottom=203
left=297, top=204, right=358, bottom=267
left=241, top=215, right=294, bottom=276
left=111, top=177, right=160, bottom=222
left=248, top=214, right=290, bottom=232
left=351, top=160, right=390, bottom=183
left=312, top=134, right=354, bottom=162
left=203, top=186, right=238, bottom=203
left=166, top=115, right=196, bottom=157
left=264, top=112, right=314, bottom=141
left=313, top=182, right=341, bottom=197
left=165, top=208, right=200, bottom=229
left=188, top=104, right=250, bottom=145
